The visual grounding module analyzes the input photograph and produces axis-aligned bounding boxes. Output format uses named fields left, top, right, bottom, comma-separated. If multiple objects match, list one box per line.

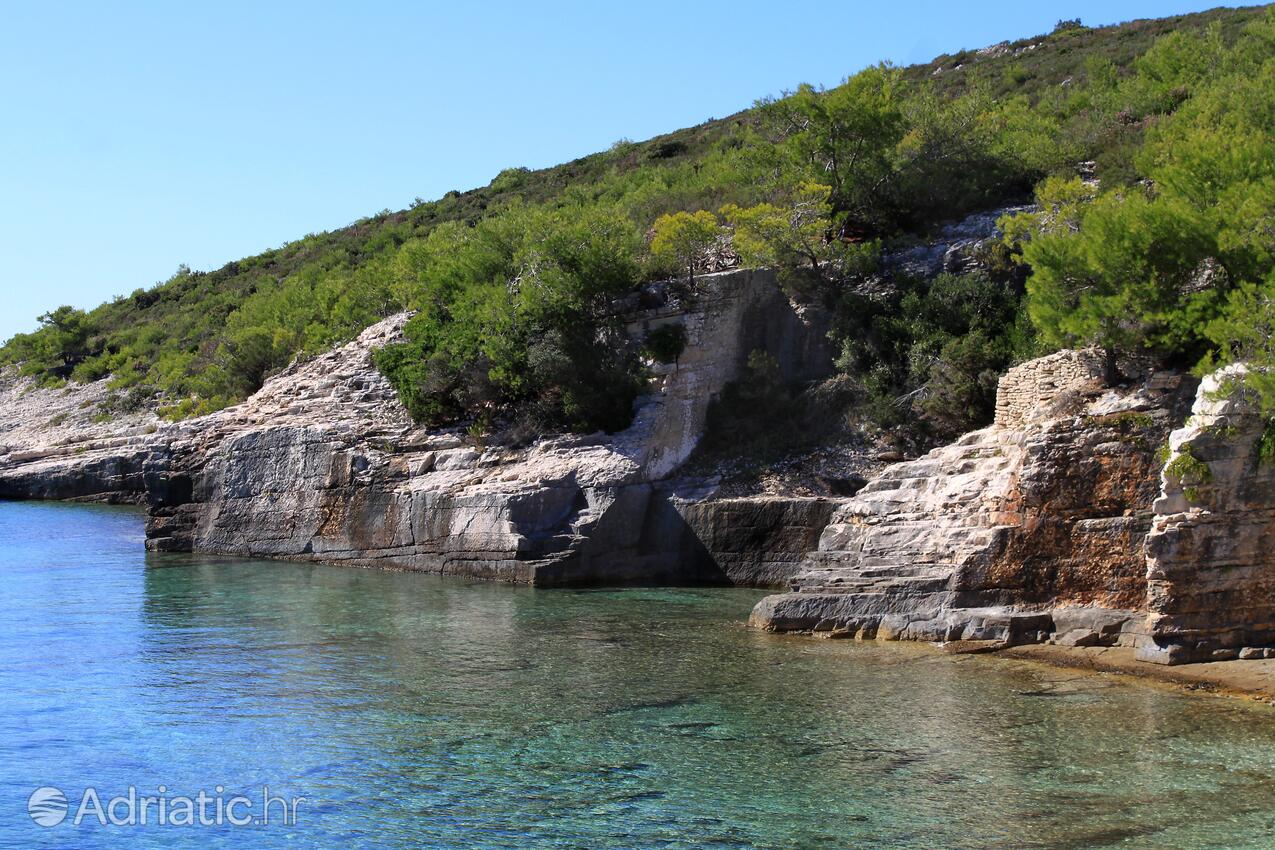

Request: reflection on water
left=2, top=500, right=1275, bottom=848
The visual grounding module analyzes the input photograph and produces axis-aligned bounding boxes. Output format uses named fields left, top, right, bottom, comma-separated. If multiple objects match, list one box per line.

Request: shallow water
left=2, top=501, right=1275, bottom=848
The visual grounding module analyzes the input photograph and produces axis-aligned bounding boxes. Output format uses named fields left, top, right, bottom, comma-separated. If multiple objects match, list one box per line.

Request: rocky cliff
left=1142, top=366, right=1275, bottom=663
left=750, top=353, right=1275, bottom=664
left=0, top=369, right=164, bottom=502
left=750, top=350, right=1193, bottom=642
left=0, top=268, right=836, bottom=587
left=6, top=257, right=1275, bottom=663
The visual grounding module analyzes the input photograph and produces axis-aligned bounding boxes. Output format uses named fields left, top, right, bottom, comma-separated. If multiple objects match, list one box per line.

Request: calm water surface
left=3, top=501, right=1275, bottom=848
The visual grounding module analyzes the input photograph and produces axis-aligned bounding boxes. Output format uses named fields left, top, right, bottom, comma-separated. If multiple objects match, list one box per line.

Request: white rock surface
left=2, top=268, right=837, bottom=586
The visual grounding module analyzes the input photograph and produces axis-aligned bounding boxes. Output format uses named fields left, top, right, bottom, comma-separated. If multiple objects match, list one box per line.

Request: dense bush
left=1003, top=13, right=1275, bottom=398
left=11, top=306, right=96, bottom=381
left=649, top=211, right=720, bottom=283
left=643, top=324, right=689, bottom=365
left=834, top=271, right=1031, bottom=447
left=372, top=204, right=646, bottom=435
left=697, top=351, right=859, bottom=461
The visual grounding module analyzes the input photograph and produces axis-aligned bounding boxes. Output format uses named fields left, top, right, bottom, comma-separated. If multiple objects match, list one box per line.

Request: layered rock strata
left=751, top=350, right=1197, bottom=650
left=1141, top=366, right=1275, bottom=663
left=0, top=269, right=834, bottom=587
left=0, top=370, right=164, bottom=503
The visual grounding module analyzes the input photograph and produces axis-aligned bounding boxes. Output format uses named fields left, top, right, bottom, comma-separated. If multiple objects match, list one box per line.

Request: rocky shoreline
left=751, top=355, right=1275, bottom=667
left=1, top=268, right=842, bottom=590
left=1001, top=644, right=1275, bottom=703
left=3, top=262, right=1275, bottom=671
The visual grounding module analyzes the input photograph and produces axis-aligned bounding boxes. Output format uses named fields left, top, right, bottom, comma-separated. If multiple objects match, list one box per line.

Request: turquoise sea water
left=3, top=501, right=1275, bottom=848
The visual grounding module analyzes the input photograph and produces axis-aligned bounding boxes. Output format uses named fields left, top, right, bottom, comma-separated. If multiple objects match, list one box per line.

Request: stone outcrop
left=641, top=489, right=836, bottom=587
left=0, top=444, right=162, bottom=503
left=752, top=350, right=1197, bottom=651
left=8, top=261, right=1275, bottom=662
left=0, top=268, right=835, bottom=587
left=0, top=371, right=165, bottom=502
left=1141, top=366, right=1275, bottom=663
left=753, top=350, right=1275, bottom=665
left=882, top=204, right=1033, bottom=282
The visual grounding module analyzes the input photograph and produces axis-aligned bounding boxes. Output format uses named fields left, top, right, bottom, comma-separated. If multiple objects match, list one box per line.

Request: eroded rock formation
left=0, top=370, right=164, bottom=503
left=1141, top=366, right=1275, bottom=663
left=0, top=269, right=835, bottom=587
left=751, top=350, right=1199, bottom=653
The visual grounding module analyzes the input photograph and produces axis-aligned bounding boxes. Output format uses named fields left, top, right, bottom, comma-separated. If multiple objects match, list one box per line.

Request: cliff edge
left=0, top=268, right=836, bottom=587
left=751, top=352, right=1275, bottom=664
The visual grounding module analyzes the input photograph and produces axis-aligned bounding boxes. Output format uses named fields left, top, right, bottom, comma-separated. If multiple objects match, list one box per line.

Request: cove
left=3, top=500, right=1275, bottom=849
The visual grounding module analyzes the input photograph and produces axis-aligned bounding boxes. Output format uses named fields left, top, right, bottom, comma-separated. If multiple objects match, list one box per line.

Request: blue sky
left=0, top=0, right=1243, bottom=342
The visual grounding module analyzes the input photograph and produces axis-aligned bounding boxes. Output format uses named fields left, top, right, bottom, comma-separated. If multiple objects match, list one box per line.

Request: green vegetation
left=19, top=306, right=94, bottom=382
left=3, top=5, right=1272, bottom=447
left=1001, top=10, right=1275, bottom=432
left=371, top=203, right=644, bottom=435
left=1090, top=411, right=1156, bottom=449
left=721, top=181, right=860, bottom=289
left=834, top=269, right=1032, bottom=447
left=643, top=324, right=689, bottom=365
left=697, top=352, right=859, bottom=461
left=650, top=211, right=721, bottom=284
left=1166, top=444, right=1214, bottom=502
left=1261, top=421, right=1275, bottom=466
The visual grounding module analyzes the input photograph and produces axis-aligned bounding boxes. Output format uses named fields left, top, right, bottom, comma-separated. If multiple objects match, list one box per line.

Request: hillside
left=4, top=4, right=1273, bottom=451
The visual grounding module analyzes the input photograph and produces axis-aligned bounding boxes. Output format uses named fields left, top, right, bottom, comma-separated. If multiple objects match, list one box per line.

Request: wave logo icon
left=27, top=786, right=69, bottom=827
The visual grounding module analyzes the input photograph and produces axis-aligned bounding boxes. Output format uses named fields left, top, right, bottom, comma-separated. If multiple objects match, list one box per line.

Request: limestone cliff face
left=0, top=370, right=165, bottom=502
left=642, top=491, right=836, bottom=587
left=163, top=269, right=834, bottom=585
left=751, top=355, right=1275, bottom=664
left=0, top=268, right=835, bottom=587
left=1141, top=366, right=1275, bottom=663
left=0, top=205, right=1022, bottom=584
left=751, top=351, right=1196, bottom=649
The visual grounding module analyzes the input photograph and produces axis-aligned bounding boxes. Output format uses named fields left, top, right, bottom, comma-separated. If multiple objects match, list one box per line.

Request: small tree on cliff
left=34, top=306, right=95, bottom=379
left=650, top=210, right=720, bottom=285
left=721, top=181, right=850, bottom=286
left=756, top=66, right=906, bottom=233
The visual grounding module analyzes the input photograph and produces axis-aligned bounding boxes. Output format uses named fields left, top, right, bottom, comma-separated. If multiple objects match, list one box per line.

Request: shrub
left=649, top=210, right=720, bottom=284
left=833, top=271, right=1029, bottom=447
left=374, top=203, right=647, bottom=435
left=1166, top=445, right=1213, bottom=502
left=643, top=323, right=688, bottom=364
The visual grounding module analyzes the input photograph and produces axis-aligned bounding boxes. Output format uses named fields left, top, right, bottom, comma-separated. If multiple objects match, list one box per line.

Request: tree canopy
left=1002, top=14, right=1275, bottom=391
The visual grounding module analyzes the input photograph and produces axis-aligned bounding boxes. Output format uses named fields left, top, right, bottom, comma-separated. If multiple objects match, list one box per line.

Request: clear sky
left=0, top=0, right=1245, bottom=342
